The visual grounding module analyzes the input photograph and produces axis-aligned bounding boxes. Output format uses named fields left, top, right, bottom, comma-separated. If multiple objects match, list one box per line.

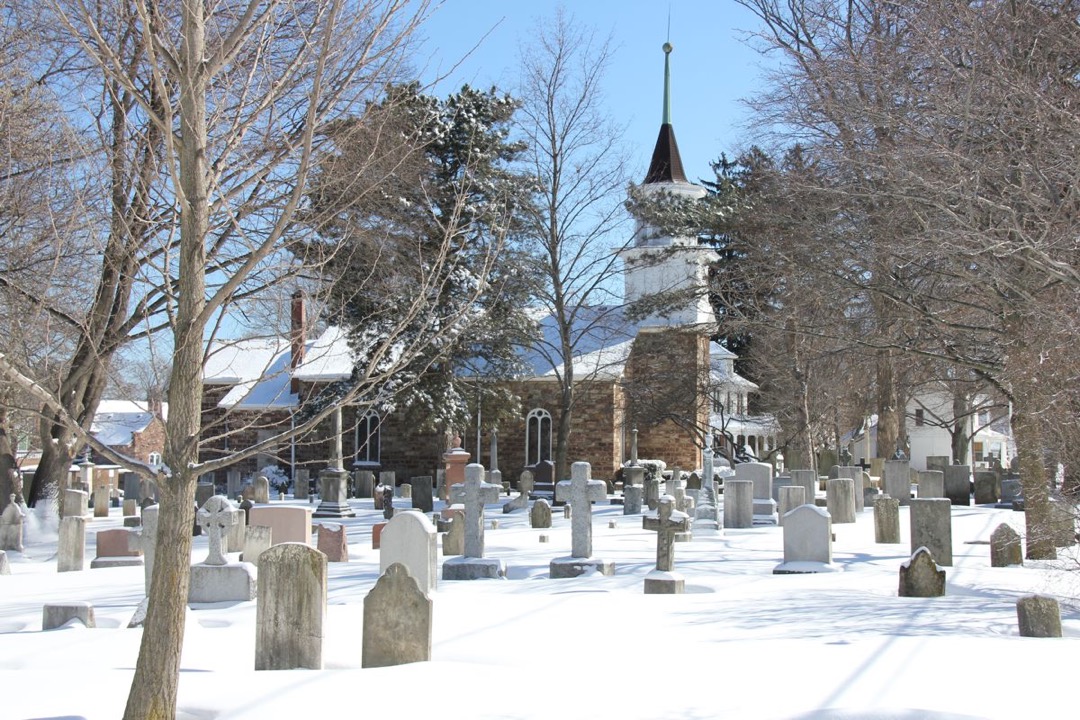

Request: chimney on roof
left=290, top=290, right=306, bottom=394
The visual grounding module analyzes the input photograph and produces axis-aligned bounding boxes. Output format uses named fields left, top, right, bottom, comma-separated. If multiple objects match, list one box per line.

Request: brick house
left=198, top=44, right=776, bottom=485
left=91, top=399, right=167, bottom=468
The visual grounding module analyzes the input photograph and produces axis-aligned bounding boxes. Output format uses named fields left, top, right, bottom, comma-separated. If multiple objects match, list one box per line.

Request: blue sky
left=413, top=0, right=774, bottom=184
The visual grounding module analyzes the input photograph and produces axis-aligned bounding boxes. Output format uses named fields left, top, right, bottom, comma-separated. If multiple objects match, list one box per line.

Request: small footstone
left=898, top=547, right=945, bottom=598
left=43, top=601, right=95, bottom=630
left=1016, top=594, right=1062, bottom=638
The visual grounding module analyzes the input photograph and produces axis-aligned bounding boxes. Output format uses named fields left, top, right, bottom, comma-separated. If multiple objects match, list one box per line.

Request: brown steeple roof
left=642, top=42, right=689, bottom=185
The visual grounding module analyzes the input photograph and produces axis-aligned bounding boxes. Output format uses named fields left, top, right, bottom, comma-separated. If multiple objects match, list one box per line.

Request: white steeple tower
left=620, top=41, right=718, bottom=328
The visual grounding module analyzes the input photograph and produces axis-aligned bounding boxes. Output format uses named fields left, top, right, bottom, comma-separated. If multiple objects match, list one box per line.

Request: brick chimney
left=289, top=290, right=306, bottom=394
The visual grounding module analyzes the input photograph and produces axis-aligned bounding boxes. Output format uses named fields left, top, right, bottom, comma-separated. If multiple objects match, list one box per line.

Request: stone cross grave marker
left=197, top=496, right=239, bottom=566
left=555, top=462, right=607, bottom=559
left=644, top=495, right=690, bottom=573
left=463, top=464, right=501, bottom=559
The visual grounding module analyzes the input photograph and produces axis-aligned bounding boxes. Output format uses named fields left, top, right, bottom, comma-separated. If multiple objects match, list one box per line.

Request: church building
left=199, top=43, right=776, bottom=486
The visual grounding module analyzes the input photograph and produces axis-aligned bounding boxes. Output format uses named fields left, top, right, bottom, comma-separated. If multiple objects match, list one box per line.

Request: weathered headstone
left=998, top=477, right=1023, bottom=508
left=243, top=525, right=273, bottom=566
left=723, top=479, right=754, bottom=529
left=777, top=486, right=806, bottom=527
left=411, top=475, right=434, bottom=514
left=736, top=462, right=777, bottom=522
left=899, top=547, right=946, bottom=597
left=883, top=459, right=911, bottom=506
left=195, top=482, right=215, bottom=508
left=441, top=508, right=464, bottom=556
left=90, top=528, right=142, bottom=568
left=122, top=498, right=137, bottom=517
left=226, top=507, right=246, bottom=554
left=0, top=496, right=26, bottom=551
left=354, top=470, right=375, bottom=499
left=530, top=498, right=552, bottom=529
left=226, top=469, right=243, bottom=499
left=189, top=496, right=256, bottom=603
left=253, top=475, right=271, bottom=504
left=836, top=466, right=865, bottom=512
left=926, top=456, right=950, bottom=475
left=944, top=465, right=971, bottom=506
left=93, top=481, right=109, bottom=518
left=503, top=471, right=531, bottom=514
left=0, top=549, right=9, bottom=575
left=380, top=510, right=437, bottom=594
left=62, top=489, right=88, bottom=519
left=826, top=478, right=857, bottom=524
left=362, top=563, right=431, bottom=668
left=442, top=464, right=504, bottom=580
left=790, top=469, right=817, bottom=506
left=316, top=523, right=349, bottom=562
left=550, top=462, right=612, bottom=578
left=43, top=601, right=95, bottom=630
left=643, top=495, right=690, bottom=593
left=990, top=523, right=1023, bottom=567
left=692, top=445, right=720, bottom=533
left=910, top=498, right=953, bottom=566
left=256, top=543, right=327, bottom=670
left=381, top=484, right=395, bottom=520
left=973, top=471, right=1001, bottom=505
left=57, top=516, right=86, bottom=572
left=775, top=504, right=835, bottom=574
left=874, top=495, right=901, bottom=544
left=293, top=469, right=309, bottom=500
left=1016, top=595, right=1062, bottom=638
left=917, top=470, right=944, bottom=499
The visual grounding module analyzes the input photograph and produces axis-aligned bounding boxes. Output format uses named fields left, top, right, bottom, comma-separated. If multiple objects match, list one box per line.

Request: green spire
left=662, top=41, right=673, bottom=126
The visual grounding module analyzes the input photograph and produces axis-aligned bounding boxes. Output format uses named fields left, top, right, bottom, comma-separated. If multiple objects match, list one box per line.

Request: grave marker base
left=549, top=556, right=615, bottom=579
left=442, top=556, right=505, bottom=580
left=643, top=569, right=684, bottom=594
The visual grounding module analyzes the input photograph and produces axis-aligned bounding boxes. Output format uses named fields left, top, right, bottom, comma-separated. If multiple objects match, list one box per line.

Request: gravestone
left=122, top=498, right=137, bottom=517
left=442, top=464, right=504, bottom=580
left=624, top=465, right=645, bottom=490
left=63, top=489, right=88, bottom=518
left=0, top=496, right=26, bottom=551
left=530, top=498, right=552, bottom=529
left=227, top=507, right=246, bottom=554
left=837, top=466, right=865, bottom=512
left=503, top=471, right=531, bottom=514
left=93, top=481, right=109, bottom=518
left=122, top=472, right=141, bottom=502
left=189, top=496, right=256, bottom=603
left=316, top=523, right=348, bottom=562
left=411, top=475, right=434, bottom=514
left=248, top=506, right=312, bottom=546
left=373, top=483, right=386, bottom=510
left=441, top=508, right=464, bottom=556
left=692, top=445, right=720, bottom=533
left=226, top=469, right=243, bottom=499
left=926, top=456, right=950, bottom=475
left=533, top=459, right=555, bottom=497
left=396, top=481, right=412, bottom=499
left=790, top=470, right=817, bottom=506
left=643, top=495, right=690, bottom=593
left=42, top=602, right=95, bottom=630
left=990, top=523, right=1023, bottom=567
left=381, top=485, right=395, bottom=520
left=0, top=550, right=9, bottom=575
left=899, top=547, right=946, bottom=597
left=354, top=470, right=375, bottom=499
left=917, top=470, right=944, bottom=499
left=362, top=563, right=431, bottom=668
left=944, top=465, right=971, bottom=506
left=90, top=528, right=142, bottom=568
left=826, top=478, right=857, bottom=524
left=127, top=505, right=159, bottom=626
left=735, top=462, right=777, bottom=523
left=256, top=543, right=327, bottom=670
left=622, top=484, right=643, bottom=515
left=243, top=525, right=273, bottom=566
left=777, top=486, right=806, bottom=527
left=998, top=477, right=1023, bottom=508
left=379, top=470, right=396, bottom=491
left=313, top=467, right=354, bottom=519
left=973, top=471, right=1001, bottom=505
left=293, top=469, right=309, bottom=500
left=550, top=462, right=613, bottom=578
left=724, top=480, right=754, bottom=529
left=910, top=498, right=953, bottom=566
left=238, top=496, right=254, bottom=523
left=774, top=504, right=835, bottom=574
left=1016, top=595, right=1062, bottom=638
left=57, top=515, right=86, bottom=572
left=874, top=495, right=901, bottom=544
left=380, top=510, right=437, bottom=594
left=253, top=475, right=271, bottom=504
left=195, top=482, right=215, bottom=508
left=883, top=459, right=911, bottom=506
left=644, top=472, right=661, bottom=512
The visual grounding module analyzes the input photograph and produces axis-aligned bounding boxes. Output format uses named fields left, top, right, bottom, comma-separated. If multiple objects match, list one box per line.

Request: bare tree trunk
left=1012, top=409, right=1056, bottom=560
left=0, top=392, right=16, bottom=509
left=875, top=349, right=899, bottom=458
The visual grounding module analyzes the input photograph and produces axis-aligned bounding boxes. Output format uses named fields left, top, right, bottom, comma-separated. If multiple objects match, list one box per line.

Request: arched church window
left=525, top=408, right=552, bottom=467
left=354, top=410, right=380, bottom=465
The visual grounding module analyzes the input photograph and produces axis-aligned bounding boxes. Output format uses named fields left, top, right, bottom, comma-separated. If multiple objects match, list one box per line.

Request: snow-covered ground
left=2, top=490, right=1076, bottom=719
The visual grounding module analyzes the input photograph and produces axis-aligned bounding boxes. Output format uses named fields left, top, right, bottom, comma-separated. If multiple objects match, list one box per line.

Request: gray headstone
left=990, top=523, right=1023, bottom=567
left=354, top=470, right=375, bottom=499
left=253, top=476, right=271, bottom=504
left=293, top=469, right=309, bottom=500
left=777, top=486, right=806, bottom=527
left=836, top=466, right=864, bottom=512
left=195, top=482, right=215, bottom=508
left=0, top=549, right=9, bottom=575
left=644, top=495, right=690, bottom=573
left=735, top=462, right=773, bottom=500
left=63, top=489, right=88, bottom=518
left=944, top=465, right=971, bottom=506
left=781, top=504, right=833, bottom=565
left=917, top=470, right=944, bottom=499
left=122, top=472, right=141, bottom=502
left=883, top=460, right=911, bottom=506
left=826, top=478, right=856, bottom=524
left=313, top=468, right=355, bottom=518
left=0, top=496, right=26, bottom=551
left=999, top=477, right=1023, bottom=506
left=381, top=511, right=437, bottom=594
left=362, top=563, right=432, bottom=668
left=93, top=482, right=109, bottom=518
left=530, top=498, right=552, bottom=529
left=43, top=601, right=95, bottom=630
left=910, top=498, right=953, bottom=566
left=198, top=496, right=240, bottom=566
left=723, top=480, right=753, bottom=529
left=1016, top=595, right=1062, bottom=638
left=899, top=547, right=946, bottom=597
left=256, top=543, right=327, bottom=670
left=58, top=516, right=86, bottom=572
left=644, top=475, right=660, bottom=511
left=874, top=495, right=901, bottom=544
left=554, top=462, right=607, bottom=559
left=244, top=525, right=274, bottom=566
left=973, top=472, right=1001, bottom=505
left=926, top=456, right=950, bottom=475
left=442, top=508, right=463, bottom=556
left=226, top=470, right=243, bottom=498
left=461, top=464, right=500, bottom=559
left=411, top=476, right=434, bottom=514
left=790, top=469, right=817, bottom=505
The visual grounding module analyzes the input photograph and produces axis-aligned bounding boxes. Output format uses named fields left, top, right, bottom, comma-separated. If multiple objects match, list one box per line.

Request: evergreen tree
left=305, top=83, right=536, bottom=432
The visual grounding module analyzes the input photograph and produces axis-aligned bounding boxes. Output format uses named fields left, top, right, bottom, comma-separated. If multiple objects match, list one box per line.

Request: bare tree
left=516, top=9, right=631, bottom=481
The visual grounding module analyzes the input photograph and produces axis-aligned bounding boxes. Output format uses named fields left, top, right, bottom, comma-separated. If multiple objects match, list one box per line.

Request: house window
left=354, top=410, right=380, bottom=465
left=147, top=452, right=162, bottom=468
left=914, top=409, right=924, bottom=427
left=525, top=408, right=552, bottom=466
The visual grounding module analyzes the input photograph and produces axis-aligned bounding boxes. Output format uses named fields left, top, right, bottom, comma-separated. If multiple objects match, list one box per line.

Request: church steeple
left=643, top=42, right=688, bottom=185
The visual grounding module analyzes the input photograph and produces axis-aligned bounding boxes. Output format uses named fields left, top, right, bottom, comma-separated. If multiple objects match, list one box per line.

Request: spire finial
left=662, top=41, right=673, bottom=126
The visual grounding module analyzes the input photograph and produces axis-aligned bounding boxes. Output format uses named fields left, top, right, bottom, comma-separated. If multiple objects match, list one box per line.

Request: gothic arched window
left=525, top=408, right=552, bottom=467
left=354, top=410, right=380, bottom=465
